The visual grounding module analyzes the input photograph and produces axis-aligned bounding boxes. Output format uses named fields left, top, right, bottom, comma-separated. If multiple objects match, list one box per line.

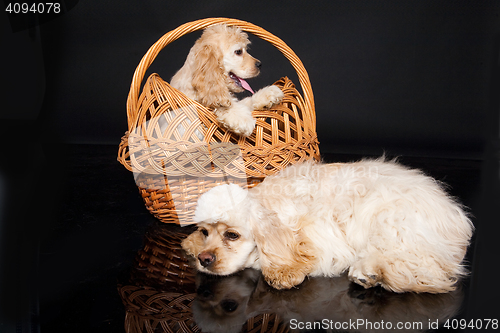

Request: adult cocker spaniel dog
left=182, top=159, right=474, bottom=293
left=170, top=24, right=284, bottom=137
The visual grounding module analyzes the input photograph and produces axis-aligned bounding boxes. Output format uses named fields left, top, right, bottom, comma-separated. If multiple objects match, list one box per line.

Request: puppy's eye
left=199, top=228, right=208, bottom=237
left=224, top=231, right=240, bottom=240
left=234, top=49, right=243, bottom=56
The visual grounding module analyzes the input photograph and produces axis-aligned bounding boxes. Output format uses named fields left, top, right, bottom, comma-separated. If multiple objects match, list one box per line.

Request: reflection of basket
left=120, top=286, right=199, bottom=333
left=119, top=224, right=197, bottom=333
left=117, top=18, right=320, bottom=224
left=131, top=224, right=196, bottom=291
left=120, top=285, right=289, bottom=333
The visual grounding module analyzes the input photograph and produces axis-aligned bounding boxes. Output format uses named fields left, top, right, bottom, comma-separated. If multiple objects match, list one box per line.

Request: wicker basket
left=117, top=18, right=320, bottom=224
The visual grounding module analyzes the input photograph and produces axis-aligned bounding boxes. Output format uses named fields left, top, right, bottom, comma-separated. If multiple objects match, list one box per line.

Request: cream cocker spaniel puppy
left=170, top=24, right=284, bottom=137
left=182, top=159, right=474, bottom=293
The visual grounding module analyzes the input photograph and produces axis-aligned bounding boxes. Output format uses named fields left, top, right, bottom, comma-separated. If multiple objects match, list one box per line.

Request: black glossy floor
left=28, top=145, right=500, bottom=332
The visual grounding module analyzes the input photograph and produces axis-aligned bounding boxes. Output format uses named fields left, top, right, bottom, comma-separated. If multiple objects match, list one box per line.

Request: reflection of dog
left=182, top=159, right=474, bottom=293
left=192, top=269, right=260, bottom=333
left=192, top=270, right=464, bottom=333
left=171, top=24, right=284, bottom=137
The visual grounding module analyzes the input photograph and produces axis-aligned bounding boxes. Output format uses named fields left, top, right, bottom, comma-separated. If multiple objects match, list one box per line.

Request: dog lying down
left=181, top=159, right=473, bottom=293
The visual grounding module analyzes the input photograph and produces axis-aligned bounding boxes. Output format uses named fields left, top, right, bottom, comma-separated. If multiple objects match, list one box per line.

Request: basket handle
left=126, top=17, right=316, bottom=132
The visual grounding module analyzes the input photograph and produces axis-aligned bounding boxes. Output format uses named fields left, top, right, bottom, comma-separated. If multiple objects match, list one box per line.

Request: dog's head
left=182, top=183, right=316, bottom=289
left=181, top=184, right=260, bottom=275
left=187, top=24, right=261, bottom=107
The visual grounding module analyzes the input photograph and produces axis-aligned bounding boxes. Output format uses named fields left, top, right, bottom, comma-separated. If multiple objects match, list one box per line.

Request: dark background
left=1, top=0, right=499, bottom=332
left=3, top=0, right=500, bottom=157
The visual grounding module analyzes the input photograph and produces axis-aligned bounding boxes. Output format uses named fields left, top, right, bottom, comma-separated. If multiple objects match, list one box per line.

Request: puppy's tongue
left=234, top=75, right=255, bottom=94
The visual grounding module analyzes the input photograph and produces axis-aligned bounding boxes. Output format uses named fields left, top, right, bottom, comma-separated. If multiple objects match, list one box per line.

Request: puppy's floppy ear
left=251, top=215, right=317, bottom=290
left=191, top=44, right=232, bottom=108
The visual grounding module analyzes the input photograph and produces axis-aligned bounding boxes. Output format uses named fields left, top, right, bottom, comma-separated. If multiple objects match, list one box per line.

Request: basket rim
left=126, top=17, right=316, bottom=133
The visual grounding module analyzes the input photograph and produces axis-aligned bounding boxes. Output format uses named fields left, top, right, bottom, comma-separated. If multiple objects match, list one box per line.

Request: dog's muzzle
left=198, top=251, right=216, bottom=267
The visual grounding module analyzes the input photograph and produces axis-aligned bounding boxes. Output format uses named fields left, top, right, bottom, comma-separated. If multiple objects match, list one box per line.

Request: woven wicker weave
left=120, top=285, right=289, bottom=333
left=117, top=18, right=320, bottom=224
left=119, top=224, right=199, bottom=333
left=131, top=224, right=196, bottom=291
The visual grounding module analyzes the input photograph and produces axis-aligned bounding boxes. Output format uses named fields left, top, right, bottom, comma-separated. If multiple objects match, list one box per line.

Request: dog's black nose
left=198, top=252, right=216, bottom=267
left=255, top=60, right=262, bottom=68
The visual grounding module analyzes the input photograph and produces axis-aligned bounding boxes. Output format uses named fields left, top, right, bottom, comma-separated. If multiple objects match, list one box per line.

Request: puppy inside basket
left=169, top=23, right=284, bottom=137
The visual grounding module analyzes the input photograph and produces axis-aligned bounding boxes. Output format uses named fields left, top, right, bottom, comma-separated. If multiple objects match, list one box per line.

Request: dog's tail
left=379, top=258, right=463, bottom=293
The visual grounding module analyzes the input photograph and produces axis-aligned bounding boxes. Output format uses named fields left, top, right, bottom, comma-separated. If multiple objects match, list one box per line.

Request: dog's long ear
left=251, top=214, right=317, bottom=290
left=191, top=44, right=232, bottom=108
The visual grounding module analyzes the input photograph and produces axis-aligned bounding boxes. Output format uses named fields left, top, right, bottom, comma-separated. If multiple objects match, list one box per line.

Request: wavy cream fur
left=170, top=24, right=284, bottom=137
left=182, top=159, right=473, bottom=293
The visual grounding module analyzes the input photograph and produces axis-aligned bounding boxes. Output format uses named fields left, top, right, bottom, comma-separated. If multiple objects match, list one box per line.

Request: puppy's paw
left=217, top=106, right=256, bottom=137
left=263, top=267, right=306, bottom=290
left=348, top=260, right=381, bottom=289
left=252, top=85, right=284, bottom=110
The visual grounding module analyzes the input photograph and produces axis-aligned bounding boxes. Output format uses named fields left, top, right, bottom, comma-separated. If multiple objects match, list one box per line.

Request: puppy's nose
left=198, top=251, right=216, bottom=267
left=255, top=60, right=262, bottom=68
left=221, top=299, right=239, bottom=313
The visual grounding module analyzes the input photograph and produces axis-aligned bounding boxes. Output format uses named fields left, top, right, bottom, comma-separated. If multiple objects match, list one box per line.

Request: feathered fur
left=170, top=24, right=284, bottom=136
left=182, top=159, right=474, bottom=293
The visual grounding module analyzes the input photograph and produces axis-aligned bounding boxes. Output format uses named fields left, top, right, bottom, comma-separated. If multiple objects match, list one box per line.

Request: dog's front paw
left=263, top=267, right=306, bottom=290
left=252, top=85, right=284, bottom=110
left=217, top=106, right=256, bottom=137
left=348, top=260, right=381, bottom=289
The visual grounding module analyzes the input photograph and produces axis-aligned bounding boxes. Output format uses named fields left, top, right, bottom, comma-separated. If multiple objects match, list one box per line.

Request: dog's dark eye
left=234, top=49, right=243, bottom=56
left=199, top=228, right=208, bottom=237
left=224, top=231, right=240, bottom=240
